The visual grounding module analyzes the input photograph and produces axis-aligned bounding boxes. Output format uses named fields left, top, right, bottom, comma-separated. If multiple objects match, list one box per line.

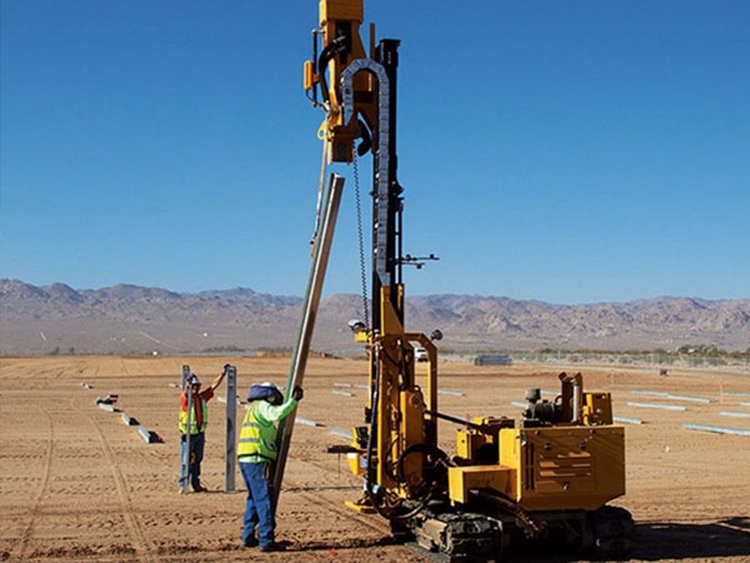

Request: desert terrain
left=1, top=355, right=749, bottom=562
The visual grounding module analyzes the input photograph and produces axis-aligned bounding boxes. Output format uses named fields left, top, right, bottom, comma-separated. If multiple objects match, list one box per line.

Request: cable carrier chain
left=304, top=1, right=634, bottom=560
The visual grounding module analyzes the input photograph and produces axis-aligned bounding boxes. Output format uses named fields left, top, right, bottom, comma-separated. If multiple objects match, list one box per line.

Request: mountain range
left=1, top=279, right=748, bottom=355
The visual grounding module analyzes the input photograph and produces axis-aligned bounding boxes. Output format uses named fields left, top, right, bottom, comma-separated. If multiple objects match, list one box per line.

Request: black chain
left=352, top=153, right=370, bottom=330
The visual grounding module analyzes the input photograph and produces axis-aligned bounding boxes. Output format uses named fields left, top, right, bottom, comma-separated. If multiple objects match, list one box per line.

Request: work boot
left=259, top=542, right=286, bottom=552
left=242, top=537, right=258, bottom=548
left=193, top=484, right=207, bottom=493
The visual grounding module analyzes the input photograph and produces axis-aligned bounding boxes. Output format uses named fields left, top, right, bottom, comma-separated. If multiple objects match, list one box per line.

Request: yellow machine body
left=448, top=377, right=623, bottom=512
left=449, top=424, right=625, bottom=511
left=346, top=285, right=627, bottom=516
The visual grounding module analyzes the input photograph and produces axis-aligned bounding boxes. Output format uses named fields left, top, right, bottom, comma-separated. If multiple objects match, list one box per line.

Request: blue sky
left=2, top=0, right=748, bottom=304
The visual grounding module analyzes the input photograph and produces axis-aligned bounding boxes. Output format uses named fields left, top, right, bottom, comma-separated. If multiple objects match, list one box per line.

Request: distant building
left=474, top=354, right=512, bottom=366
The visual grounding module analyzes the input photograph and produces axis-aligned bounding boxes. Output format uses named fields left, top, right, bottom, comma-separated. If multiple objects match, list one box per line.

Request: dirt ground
left=1, top=355, right=749, bottom=562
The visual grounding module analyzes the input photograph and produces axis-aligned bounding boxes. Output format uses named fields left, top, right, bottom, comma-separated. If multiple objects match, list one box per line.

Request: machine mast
left=371, top=37, right=404, bottom=332
left=304, top=0, right=440, bottom=514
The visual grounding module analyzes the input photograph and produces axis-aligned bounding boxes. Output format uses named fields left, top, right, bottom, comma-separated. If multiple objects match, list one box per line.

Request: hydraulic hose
left=317, top=36, right=347, bottom=105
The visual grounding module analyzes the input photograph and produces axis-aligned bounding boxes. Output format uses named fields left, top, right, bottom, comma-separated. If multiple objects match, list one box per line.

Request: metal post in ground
left=181, top=365, right=193, bottom=494
left=225, top=365, right=237, bottom=492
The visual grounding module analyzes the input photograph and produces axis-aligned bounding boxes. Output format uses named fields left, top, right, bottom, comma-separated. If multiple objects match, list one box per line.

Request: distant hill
left=1, top=279, right=748, bottom=355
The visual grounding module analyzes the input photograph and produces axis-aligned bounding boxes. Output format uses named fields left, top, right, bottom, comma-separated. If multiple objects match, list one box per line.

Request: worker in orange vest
left=178, top=367, right=226, bottom=492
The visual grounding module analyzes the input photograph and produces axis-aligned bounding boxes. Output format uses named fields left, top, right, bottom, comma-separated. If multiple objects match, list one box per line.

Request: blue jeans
left=179, top=432, right=205, bottom=490
left=239, top=461, right=276, bottom=547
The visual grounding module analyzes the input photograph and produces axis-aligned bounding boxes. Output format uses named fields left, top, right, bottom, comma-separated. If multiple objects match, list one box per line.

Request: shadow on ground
left=631, top=517, right=750, bottom=560
left=283, top=517, right=750, bottom=562
left=501, top=517, right=750, bottom=562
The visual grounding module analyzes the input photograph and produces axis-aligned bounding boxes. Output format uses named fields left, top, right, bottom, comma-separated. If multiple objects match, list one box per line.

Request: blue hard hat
left=247, top=381, right=280, bottom=401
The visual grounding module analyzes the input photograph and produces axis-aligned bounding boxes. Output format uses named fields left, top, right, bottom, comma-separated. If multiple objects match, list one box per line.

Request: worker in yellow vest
left=238, top=381, right=303, bottom=551
left=178, top=367, right=226, bottom=492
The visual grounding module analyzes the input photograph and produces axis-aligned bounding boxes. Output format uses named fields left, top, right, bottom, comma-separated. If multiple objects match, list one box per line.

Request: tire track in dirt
left=14, top=410, right=55, bottom=561
left=284, top=457, right=397, bottom=544
left=283, top=457, right=433, bottom=561
left=285, top=475, right=390, bottom=541
left=285, top=475, right=431, bottom=561
left=293, top=481, right=389, bottom=534
left=285, top=454, right=377, bottom=517
left=73, top=399, right=152, bottom=561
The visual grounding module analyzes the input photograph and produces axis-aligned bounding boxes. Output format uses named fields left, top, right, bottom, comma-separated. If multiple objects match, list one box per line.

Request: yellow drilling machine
left=303, top=1, right=634, bottom=560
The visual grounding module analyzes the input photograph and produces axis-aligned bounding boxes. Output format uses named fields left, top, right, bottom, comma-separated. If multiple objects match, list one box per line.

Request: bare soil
left=1, top=355, right=749, bottom=562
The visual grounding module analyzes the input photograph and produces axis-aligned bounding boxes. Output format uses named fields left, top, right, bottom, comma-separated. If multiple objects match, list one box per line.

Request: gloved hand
left=292, top=386, right=304, bottom=401
left=223, top=363, right=231, bottom=375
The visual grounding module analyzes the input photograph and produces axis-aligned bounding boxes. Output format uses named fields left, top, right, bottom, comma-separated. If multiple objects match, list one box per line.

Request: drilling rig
left=303, top=1, right=634, bottom=559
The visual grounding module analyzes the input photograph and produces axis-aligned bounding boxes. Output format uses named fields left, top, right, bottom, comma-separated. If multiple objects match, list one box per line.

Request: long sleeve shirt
left=255, top=396, right=298, bottom=425
left=238, top=397, right=298, bottom=464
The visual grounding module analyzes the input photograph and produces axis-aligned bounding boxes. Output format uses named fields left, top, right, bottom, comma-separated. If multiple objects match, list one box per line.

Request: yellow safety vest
left=237, top=402, right=278, bottom=461
left=178, top=394, right=208, bottom=434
